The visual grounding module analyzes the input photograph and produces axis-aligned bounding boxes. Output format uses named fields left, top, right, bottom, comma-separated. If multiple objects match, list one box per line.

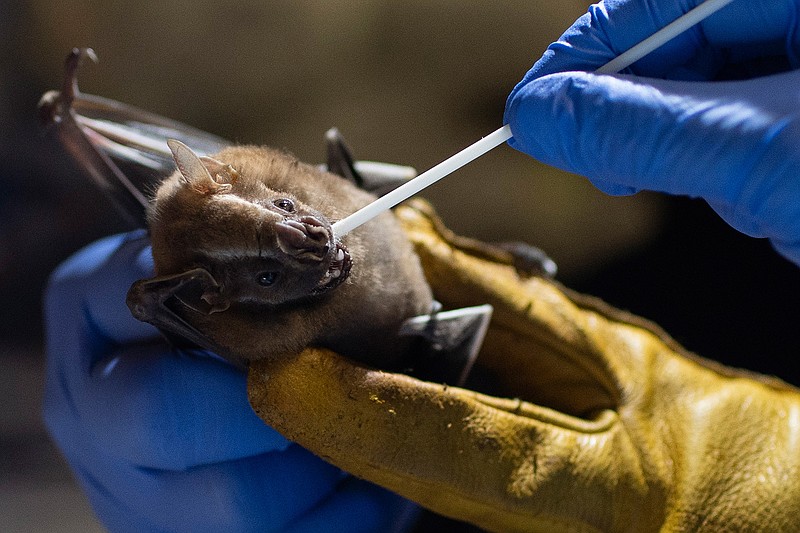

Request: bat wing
left=398, top=304, right=493, bottom=387
left=324, top=127, right=418, bottom=195
left=38, top=48, right=230, bottom=227
left=126, top=268, right=249, bottom=369
left=39, top=48, right=415, bottom=228
left=128, top=267, right=492, bottom=382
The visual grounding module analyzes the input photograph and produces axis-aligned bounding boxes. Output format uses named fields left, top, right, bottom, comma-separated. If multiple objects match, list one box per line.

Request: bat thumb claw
left=201, top=290, right=230, bottom=314
left=63, top=47, right=97, bottom=104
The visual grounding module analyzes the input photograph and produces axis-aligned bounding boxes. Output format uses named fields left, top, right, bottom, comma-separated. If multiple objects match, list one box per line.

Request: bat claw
left=63, top=47, right=97, bottom=105
left=127, top=268, right=224, bottom=320
left=126, top=268, right=246, bottom=367
left=37, top=48, right=97, bottom=127
left=36, top=90, right=62, bottom=126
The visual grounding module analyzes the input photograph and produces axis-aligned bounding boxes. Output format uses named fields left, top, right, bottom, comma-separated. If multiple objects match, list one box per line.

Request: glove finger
left=512, top=0, right=798, bottom=84
left=284, top=478, right=419, bottom=533
left=397, top=203, right=654, bottom=416
left=55, top=421, right=365, bottom=533
left=249, top=349, right=637, bottom=533
left=505, top=69, right=800, bottom=249
left=44, top=339, right=290, bottom=471
left=44, top=231, right=289, bottom=467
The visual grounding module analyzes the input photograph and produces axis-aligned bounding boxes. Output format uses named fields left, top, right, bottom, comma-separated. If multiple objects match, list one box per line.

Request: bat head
left=146, top=140, right=352, bottom=313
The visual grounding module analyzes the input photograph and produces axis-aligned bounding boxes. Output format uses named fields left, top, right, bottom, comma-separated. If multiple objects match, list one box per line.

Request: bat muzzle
left=275, top=215, right=352, bottom=294
left=276, top=216, right=331, bottom=261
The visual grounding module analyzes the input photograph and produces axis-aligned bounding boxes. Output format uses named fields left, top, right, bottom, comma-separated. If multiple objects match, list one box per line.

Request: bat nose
left=276, top=216, right=331, bottom=261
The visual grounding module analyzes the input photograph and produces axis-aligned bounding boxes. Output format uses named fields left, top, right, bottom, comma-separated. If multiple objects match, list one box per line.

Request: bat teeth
left=312, top=242, right=351, bottom=294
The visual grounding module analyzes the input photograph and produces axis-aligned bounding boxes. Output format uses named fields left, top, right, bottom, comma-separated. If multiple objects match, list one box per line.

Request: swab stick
left=333, top=126, right=513, bottom=236
left=331, top=0, right=736, bottom=237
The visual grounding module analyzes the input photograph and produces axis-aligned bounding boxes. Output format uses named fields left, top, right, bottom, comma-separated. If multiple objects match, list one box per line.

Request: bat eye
left=274, top=198, right=295, bottom=212
left=256, top=271, right=279, bottom=287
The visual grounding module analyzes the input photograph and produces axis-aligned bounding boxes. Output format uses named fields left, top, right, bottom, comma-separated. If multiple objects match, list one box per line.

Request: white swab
left=595, top=0, right=736, bottom=75
left=331, top=0, right=737, bottom=237
left=332, top=126, right=513, bottom=235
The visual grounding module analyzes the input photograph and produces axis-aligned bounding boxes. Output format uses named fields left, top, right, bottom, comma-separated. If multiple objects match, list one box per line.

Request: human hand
left=250, top=201, right=800, bottom=532
left=504, top=0, right=800, bottom=264
left=43, top=230, right=415, bottom=532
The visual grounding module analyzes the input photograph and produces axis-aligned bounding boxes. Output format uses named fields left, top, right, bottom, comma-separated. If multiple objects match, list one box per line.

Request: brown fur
left=146, top=145, right=434, bottom=366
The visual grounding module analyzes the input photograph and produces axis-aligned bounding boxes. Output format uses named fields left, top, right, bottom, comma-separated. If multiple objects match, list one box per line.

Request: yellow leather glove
left=248, top=200, right=800, bottom=533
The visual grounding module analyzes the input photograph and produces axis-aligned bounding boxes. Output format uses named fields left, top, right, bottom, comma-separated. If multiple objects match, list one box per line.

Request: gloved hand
left=249, top=201, right=800, bottom=533
left=43, top=230, right=416, bottom=533
left=503, top=0, right=800, bottom=264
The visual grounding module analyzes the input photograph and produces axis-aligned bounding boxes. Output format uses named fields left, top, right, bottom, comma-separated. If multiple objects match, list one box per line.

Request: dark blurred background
left=2, top=1, right=799, bottom=531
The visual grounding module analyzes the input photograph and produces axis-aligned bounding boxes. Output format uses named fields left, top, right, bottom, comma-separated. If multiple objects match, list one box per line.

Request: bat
left=129, top=139, right=436, bottom=371
left=40, top=48, right=555, bottom=384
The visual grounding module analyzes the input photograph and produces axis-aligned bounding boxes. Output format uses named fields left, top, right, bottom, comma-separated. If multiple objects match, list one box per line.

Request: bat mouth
left=313, top=241, right=351, bottom=294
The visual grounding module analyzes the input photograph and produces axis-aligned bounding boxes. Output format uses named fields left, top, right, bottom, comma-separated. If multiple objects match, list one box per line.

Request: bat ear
left=167, top=139, right=237, bottom=194
left=200, top=156, right=239, bottom=188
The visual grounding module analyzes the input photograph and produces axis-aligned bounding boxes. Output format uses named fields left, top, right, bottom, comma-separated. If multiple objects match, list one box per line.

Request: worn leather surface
left=249, top=200, right=800, bottom=532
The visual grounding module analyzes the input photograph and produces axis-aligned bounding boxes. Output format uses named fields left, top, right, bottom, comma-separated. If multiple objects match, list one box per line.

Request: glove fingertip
left=505, top=72, right=595, bottom=173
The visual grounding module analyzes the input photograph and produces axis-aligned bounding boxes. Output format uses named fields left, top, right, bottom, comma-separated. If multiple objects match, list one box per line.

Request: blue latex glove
left=43, top=230, right=417, bottom=533
left=504, top=0, right=800, bottom=264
